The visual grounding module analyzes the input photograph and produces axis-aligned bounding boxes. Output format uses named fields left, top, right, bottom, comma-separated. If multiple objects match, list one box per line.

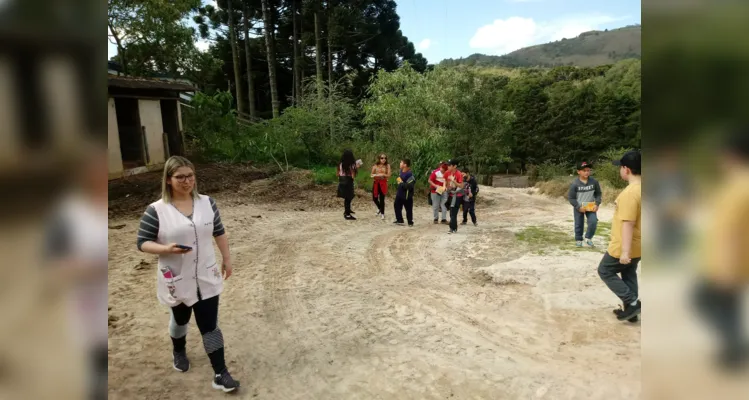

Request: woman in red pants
left=371, top=153, right=391, bottom=220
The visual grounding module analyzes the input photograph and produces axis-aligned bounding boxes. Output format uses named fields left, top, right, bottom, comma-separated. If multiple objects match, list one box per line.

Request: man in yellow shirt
left=692, top=130, right=749, bottom=371
left=598, top=150, right=642, bottom=322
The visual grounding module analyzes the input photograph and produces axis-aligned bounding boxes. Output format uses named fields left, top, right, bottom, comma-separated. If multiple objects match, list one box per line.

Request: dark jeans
left=658, top=217, right=686, bottom=257
left=171, top=295, right=226, bottom=374
left=372, top=192, right=385, bottom=214
left=450, top=196, right=463, bottom=231
left=394, top=196, right=413, bottom=224
left=574, top=209, right=598, bottom=241
left=344, top=198, right=353, bottom=215
left=462, top=200, right=476, bottom=223
left=89, top=345, right=108, bottom=400
left=692, top=280, right=745, bottom=359
left=597, top=252, right=641, bottom=305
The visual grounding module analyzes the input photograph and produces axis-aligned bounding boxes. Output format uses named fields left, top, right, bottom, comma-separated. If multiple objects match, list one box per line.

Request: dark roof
left=108, top=76, right=196, bottom=92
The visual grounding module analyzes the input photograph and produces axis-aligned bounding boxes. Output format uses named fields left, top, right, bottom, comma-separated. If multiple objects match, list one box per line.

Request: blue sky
left=108, top=0, right=641, bottom=63
left=396, top=0, right=641, bottom=63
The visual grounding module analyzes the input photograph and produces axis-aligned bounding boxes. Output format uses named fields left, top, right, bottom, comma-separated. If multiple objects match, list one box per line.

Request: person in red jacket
left=428, top=162, right=449, bottom=224
left=444, top=159, right=464, bottom=234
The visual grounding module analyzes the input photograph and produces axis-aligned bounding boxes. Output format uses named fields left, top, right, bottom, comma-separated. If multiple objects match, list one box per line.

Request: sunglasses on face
left=172, top=173, right=195, bottom=183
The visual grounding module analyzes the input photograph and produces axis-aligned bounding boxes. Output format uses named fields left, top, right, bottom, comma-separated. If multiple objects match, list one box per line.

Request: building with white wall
left=108, top=76, right=195, bottom=180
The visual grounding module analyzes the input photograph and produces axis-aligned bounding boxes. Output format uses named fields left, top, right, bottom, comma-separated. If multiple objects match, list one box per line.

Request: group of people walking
left=336, top=150, right=479, bottom=233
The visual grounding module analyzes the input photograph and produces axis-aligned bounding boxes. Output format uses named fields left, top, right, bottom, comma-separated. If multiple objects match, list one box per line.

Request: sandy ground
left=108, top=185, right=641, bottom=399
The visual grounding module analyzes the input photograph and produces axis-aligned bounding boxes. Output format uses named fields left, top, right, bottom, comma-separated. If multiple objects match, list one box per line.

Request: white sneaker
left=376, top=211, right=381, bottom=216
left=380, top=214, right=385, bottom=220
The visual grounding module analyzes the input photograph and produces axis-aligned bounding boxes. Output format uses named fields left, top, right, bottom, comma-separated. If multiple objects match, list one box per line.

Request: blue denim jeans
left=573, top=209, right=598, bottom=241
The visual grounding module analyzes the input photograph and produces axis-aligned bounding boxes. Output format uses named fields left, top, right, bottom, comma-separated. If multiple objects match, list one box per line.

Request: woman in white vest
left=136, top=156, right=239, bottom=393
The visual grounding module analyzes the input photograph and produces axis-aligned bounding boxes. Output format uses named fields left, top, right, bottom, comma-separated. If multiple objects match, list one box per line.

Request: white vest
left=151, top=194, right=222, bottom=307
left=58, top=193, right=109, bottom=348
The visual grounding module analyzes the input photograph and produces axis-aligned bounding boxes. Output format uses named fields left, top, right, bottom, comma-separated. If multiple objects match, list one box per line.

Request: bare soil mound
left=108, top=164, right=370, bottom=219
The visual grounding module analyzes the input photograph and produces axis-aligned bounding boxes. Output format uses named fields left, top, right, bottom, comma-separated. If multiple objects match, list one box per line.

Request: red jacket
left=444, top=170, right=464, bottom=197
left=429, top=169, right=446, bottom=194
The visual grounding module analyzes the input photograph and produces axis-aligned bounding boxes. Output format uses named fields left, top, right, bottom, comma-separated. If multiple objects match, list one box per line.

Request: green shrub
left=311, top=166, right=338, bottom=185
left=537, top=160, right=570, bottom=181
left=593, top=147, right=632, bottom=189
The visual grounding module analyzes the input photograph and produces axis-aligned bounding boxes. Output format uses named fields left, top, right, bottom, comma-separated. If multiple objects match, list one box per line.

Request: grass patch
left=515, top=226, right=571, bottom=247
left=515, top=225, right=603, bottom=254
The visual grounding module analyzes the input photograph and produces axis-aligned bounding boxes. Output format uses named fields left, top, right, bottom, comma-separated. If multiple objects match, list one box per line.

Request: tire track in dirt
left=108, top=186, right=638, bottom=399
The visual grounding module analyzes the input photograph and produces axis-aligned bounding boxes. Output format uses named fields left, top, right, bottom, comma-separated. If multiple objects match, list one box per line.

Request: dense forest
left=108, top=0, right=640, bottom=185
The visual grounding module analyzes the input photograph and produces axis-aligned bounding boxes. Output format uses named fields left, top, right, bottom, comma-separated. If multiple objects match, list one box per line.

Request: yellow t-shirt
left=703, top=171, right=749, bottom=283
left=608, top=182, right=642, bottom=258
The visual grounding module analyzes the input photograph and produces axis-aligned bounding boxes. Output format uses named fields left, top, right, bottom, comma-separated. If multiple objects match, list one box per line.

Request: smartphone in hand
left=176, top=244, right=193, bottom=251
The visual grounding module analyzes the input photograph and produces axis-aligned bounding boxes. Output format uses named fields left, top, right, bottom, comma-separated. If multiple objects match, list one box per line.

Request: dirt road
left=108, top=185, right=640, bottom=399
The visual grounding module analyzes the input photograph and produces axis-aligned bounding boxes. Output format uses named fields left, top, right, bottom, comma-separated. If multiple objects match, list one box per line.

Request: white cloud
left=417, top=38, right=432, bottom=51
left=469, top=14, right=625, bottom=56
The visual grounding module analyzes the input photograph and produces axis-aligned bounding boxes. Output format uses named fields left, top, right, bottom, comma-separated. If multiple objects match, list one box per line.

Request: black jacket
left=467, top=176, right=479, bottom=197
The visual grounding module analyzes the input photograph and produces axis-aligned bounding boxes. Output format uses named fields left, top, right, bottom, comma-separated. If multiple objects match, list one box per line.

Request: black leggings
left=373, top=192, right=385, bottom=214
left=344, top=198, right=353, bottom=215
left=170, top=295, right=226, bottom=374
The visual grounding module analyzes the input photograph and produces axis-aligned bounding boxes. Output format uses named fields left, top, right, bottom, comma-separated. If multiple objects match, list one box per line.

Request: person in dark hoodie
left=461, top=170, right=478, bottom=226
left=393, top=159, right=417, bottom=226
left=567, top=161, right=602, bottom=247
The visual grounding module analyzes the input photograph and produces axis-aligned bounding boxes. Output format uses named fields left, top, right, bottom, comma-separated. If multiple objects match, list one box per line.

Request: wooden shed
left=107, top=76, right=195, bottom=180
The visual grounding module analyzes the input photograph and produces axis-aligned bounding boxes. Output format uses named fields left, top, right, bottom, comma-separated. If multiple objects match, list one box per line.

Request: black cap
left=612, top=150, right=641, bottom=174
left=576, top=161, right=592, bottom=170
left=447, top=159, right=459, bottom=166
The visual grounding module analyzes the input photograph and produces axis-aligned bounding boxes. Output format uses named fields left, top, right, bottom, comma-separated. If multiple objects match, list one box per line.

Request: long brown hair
left=375, top=153, right=388, bottom=166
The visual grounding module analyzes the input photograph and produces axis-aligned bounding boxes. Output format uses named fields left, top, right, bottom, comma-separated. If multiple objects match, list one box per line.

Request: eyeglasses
left=172, top=173, right=195, bottom=183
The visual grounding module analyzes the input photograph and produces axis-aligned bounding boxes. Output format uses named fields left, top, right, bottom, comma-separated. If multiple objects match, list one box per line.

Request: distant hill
left=441, top=25, right=641, bottom=68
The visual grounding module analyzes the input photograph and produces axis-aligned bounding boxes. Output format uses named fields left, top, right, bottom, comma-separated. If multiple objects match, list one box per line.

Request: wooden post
left=141, top=126, right=150, bottom=165
left=179, top=130, right=187, bottom=156
left=163, top=132, right=171, bottom=159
